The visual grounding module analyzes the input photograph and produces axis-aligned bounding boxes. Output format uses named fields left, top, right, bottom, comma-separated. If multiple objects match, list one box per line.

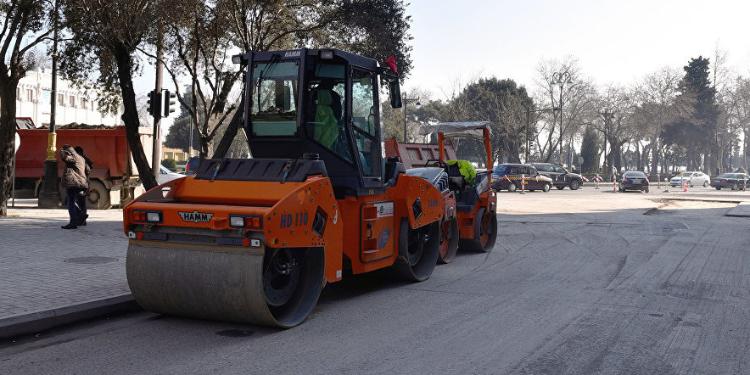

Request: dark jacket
left=60, top=146, right=88, bottom=189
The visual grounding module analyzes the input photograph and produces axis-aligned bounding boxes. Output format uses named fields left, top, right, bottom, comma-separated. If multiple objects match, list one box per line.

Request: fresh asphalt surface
left=3, top=189, right=750, bottom=375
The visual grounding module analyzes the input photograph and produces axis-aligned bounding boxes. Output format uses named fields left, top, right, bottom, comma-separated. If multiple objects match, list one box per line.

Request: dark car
left=710, top=173, right=749, bottom=190
left=184, top=156, right=201, bottom=176
left=619, top=171, right=649, bottom=192
left=492, top=164, right=554, bottom=192
left=531, top=163, right=584, bottom=190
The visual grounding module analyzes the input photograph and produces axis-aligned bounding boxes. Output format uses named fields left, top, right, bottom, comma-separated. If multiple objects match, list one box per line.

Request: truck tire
left=87, top=180, right=112, bottom=209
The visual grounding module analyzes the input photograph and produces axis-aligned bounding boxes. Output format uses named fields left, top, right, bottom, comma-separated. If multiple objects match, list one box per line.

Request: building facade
left=15, top=68, right=121, bottom=127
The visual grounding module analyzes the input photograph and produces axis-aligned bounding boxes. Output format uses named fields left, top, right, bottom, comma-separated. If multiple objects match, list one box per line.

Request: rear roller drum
left=393, top=219, right=440, bottom=281
left=461, top=207, right=498, bottom=253
left=437, top=217, right=459, bottom=264
left=126, top=243, right=324, bottom=328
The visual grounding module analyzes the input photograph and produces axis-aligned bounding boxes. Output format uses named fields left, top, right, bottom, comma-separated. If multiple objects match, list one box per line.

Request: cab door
left=349, top=67, right=393, bottom=262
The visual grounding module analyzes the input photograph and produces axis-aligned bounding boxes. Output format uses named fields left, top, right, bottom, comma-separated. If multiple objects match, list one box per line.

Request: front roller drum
left=437, top=217, right=459, bottom=264
left=461, top=207, right=498, bottom=253
left=126, top=242, right=324, bottom=328
left=393, top=219, right=440, bottom=281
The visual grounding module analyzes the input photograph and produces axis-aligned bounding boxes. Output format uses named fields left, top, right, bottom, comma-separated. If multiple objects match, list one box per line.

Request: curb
left=0, top=294, right=139, bottom=340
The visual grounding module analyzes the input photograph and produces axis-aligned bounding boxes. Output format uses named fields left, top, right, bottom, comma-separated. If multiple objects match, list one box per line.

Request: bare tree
left=62, top=0, right=161, bottom=190
left=139, top=0, right=241, bottom=158
left=534, top=57, right=596, bottom=165
left=631, top=67, right=681, bottom=174
left=0, top=0, right=54, bottom=216
left=591, top=86, right=635, bottom=173
left=725, top=77, right=750, bottom=170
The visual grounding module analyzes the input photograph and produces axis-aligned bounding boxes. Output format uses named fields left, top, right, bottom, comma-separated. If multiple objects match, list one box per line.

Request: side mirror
left=389, top=80, right=402, bottom=108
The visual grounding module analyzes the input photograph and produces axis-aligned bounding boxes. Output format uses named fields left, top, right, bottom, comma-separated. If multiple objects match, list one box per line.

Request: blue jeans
left=66, top=188, right=84, bottom=225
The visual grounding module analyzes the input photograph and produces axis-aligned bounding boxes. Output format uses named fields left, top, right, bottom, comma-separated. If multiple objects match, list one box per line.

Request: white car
left=157, top=166, right=185, bottom=185
left=669, top=171, right=710, bottom=187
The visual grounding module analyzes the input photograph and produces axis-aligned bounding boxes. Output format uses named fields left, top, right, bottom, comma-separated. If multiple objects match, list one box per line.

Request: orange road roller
left=385, top=122, right=498, bottom=261
left=123, top=49, right=446, bottom=328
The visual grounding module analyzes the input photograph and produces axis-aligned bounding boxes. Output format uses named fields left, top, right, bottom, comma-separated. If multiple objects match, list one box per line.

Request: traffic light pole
left=151, top=24, right=164, bottom=179
left=38, top=0, right=60, bottom=208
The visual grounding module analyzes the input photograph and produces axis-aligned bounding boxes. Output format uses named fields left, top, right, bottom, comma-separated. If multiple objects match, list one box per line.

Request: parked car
left=669, top=171, right=710, bottom=187
left=531, top=163, right=584, bottom=190
left=619, top=171, right=649, bottom=192
left=157, top=165, right=184, bottom=185
left=492, top=164, right=554, bottom=192
left=710, top=173, right=749, bottom=190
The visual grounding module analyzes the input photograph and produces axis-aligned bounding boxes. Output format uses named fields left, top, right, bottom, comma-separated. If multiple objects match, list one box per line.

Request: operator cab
left=236, top=48, right=402, bottom=197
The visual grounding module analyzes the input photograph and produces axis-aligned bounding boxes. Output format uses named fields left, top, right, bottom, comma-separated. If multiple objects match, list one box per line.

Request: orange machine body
left=438, top=126, right=496, bottom=242
left=123, top=173, right=443, bottom=284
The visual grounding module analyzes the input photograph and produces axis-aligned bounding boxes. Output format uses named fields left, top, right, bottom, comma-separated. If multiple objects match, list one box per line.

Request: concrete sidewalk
left=0, top=206, right=134, bottom=339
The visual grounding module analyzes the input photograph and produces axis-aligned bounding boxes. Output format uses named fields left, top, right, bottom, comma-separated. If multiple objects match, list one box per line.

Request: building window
left=58, top=93, right=65, bottom=106
left=26, top=89, right=34, bottom=102
left=16, top=88, right=21, bottom=100
left=81, top=98, right=88, bottom=110
left=41, top=89, right=51, bottom=104
left=69, top=95, right=76, bottom=108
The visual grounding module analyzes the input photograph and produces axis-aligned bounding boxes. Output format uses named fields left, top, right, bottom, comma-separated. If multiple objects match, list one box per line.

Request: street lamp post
left=38, top=0, right=60, bottom=208
left=402, top=96, right=420, bottom=143
left=524, top=106, right=558, bottom=163
left=551, top=71, right=572, bottom=166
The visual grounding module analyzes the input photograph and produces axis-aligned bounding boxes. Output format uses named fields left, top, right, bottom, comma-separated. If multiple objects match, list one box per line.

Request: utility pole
left=402, top=96, right=420, bottom=143
left=38, top=0, right=60, bottom=208
left=151, top=23, right=164, bottom=178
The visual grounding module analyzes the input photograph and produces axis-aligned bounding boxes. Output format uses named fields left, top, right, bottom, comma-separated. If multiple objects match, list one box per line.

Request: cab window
left=250, top=61, right=299, bottom=136
left=307, top=63, right=352, bottom=162
left=351, top=69, right=379, bottom=177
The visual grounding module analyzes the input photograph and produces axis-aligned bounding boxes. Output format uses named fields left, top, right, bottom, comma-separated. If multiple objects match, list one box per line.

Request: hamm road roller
left=385, top=122, right=498, bottom=262
left=123, top=49, right=445, bottom=328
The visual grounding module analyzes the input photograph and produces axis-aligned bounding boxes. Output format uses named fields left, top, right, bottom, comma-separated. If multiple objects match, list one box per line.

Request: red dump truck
left=14, top=125, right=153, bottom=209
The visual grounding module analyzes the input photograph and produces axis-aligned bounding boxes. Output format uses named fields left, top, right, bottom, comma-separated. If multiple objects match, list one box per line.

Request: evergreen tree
left=666, top=56, right=720, bottom=172
left=580, top=126, right=600, bottom=173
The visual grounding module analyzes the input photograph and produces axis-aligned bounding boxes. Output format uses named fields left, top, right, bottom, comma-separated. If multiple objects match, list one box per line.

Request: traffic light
left=162, top=89, right=177, bottom=117
left=146, top=90, right=162, bottom=118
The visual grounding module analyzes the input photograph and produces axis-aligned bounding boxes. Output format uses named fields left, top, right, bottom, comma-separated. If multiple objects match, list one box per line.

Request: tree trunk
left=650, top=137, right=659, bottom=175
left=636, top=142, right=642, bottom=171
left=0, top=82, right=18, bottom=217
left=212, top=101, right=244, bottom=159
left=114, top=44, right=157, bottom=190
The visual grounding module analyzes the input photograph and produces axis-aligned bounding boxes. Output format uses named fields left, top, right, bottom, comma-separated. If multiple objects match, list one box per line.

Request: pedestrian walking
left=74, top=146, right=92, bottom=226
left=60, top=145, right=88, bottom=229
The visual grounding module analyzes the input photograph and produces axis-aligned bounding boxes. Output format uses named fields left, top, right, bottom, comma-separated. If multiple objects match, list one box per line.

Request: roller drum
left=126, top=241, right=323, bottom=328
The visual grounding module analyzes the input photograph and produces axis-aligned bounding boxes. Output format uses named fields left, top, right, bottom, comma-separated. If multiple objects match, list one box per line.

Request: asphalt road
left=3, top=190, right=750, bottom=375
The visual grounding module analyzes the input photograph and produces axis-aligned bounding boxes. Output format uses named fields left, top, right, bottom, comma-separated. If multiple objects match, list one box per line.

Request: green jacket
left=446, top=160, right=477, bottom=185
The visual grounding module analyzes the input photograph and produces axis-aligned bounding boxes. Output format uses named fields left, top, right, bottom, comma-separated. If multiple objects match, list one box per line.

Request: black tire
left=703, top=181, right=709, bottom=188
left=393, top=219, right=440, bottom=281
left=542, top=183, right=551, bottom=192
left=508, top=183, right=517, bottom=192
left=460, top=207, right=497, bottom=253
left=262, top=247, right=325, bottom=327
left=644, top=187, right=649, bottom=193
left=437, top=217, right=459, bottom=264
left=716, top=187, right=721, bottom=190
left=87, top=180, right=112, bottom=209
left=556, top=186, right=565, bottom=190
left=569, top=179, right=581, bottom=190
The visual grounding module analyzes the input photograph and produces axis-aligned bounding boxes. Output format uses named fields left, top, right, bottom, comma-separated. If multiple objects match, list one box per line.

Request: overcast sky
left=404, top=0, right=750, bottom=98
